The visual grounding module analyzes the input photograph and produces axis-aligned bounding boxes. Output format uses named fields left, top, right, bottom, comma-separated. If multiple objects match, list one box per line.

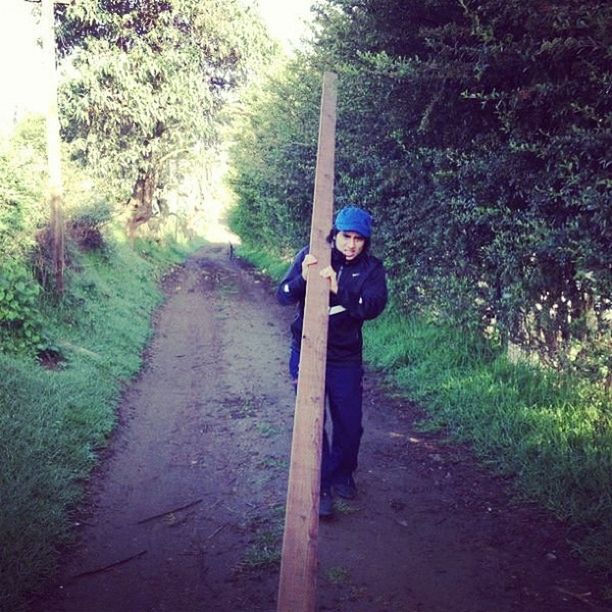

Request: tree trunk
left=127, top=170, right=156, bottom=241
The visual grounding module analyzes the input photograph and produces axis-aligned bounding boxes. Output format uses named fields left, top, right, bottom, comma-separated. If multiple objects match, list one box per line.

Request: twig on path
left=136, top=498, right=203, bottom=525
left=69, top=550, right=147, bottom=580
left=207, top=499, right=223, bottom=511
left=554, top=587, right=596, bottom=608
left=207, top=523, right=228, bottom=540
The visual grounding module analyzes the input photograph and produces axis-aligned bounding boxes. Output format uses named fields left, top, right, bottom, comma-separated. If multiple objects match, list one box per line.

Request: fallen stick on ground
left=207, top=523, right=228, bottom=540
left=70, top=550, right=147, bottom=580
left=554, top=587, right=595, bottom=608
left=136, top=498, right=203, bottom=525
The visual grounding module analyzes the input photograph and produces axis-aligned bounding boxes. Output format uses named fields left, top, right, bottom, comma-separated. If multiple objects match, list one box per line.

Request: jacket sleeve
left=336, top=259, right=388, bottom=321
left=276, top=247, right=308, bottom=306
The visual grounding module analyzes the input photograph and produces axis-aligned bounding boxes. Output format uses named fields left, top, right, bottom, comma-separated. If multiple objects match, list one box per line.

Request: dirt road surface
left=33, top=245, right=610, bottom=612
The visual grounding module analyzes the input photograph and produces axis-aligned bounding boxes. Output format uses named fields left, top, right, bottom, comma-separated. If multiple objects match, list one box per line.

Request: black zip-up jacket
left=276, top=246, right=388, bottom=364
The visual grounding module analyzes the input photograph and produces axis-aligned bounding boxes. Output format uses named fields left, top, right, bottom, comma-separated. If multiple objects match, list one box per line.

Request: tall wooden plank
left=277, top=72, right=337, bottom=612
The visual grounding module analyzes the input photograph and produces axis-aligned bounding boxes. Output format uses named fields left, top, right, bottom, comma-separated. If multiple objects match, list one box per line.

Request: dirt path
left=34, top=245, right=609, bottom=612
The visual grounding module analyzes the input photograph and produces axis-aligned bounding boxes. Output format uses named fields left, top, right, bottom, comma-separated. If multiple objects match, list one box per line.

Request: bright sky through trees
left=0, top=0, right=46, bottom=131
left=0, top=0, right=314, bottom=132
left=256, top=0, right=313, bottom=52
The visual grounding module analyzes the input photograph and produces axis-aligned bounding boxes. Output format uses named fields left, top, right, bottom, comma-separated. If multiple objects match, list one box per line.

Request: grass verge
left=237, top=245, right=612, bottom=572
left=234, top=244, right=291, bottom=282
left=0, top=235, right=199, bottom=611
left=364, top=308, right=612, bottom=570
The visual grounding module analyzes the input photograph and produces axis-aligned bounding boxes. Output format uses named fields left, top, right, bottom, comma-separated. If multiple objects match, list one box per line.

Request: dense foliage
left=0, top=117, right=95, bottom=354
left=0, top=119, right=47, bottom=262
left=59, top=0, right=275, bottom=236
left=229, top=0, right=611, bottom=381
left=0, top=0, right=274, bottom=357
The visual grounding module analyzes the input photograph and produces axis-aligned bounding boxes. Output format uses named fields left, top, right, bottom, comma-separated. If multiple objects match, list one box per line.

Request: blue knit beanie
left=334, top=206, right=372, bottom=238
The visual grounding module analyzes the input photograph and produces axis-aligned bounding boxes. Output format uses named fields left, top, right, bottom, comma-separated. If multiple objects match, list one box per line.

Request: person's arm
left=336, top=260, right=387, bottom=320
left=276, top=248, right=308, bottom=306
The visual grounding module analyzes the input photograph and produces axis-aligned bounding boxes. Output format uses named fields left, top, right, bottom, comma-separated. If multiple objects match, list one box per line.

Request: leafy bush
left=67, top=199, right=113, bottom=252
left=0, top=262, right=44, bottom=355
left=0, top=117, right=47, bottom=261
left=227, top=56, right=319, bottom=253
left=227, top=0, right=611, bottom=383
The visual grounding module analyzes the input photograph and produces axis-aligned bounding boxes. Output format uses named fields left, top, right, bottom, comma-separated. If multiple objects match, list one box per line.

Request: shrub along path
left=33, top=244, right=609, bottom=611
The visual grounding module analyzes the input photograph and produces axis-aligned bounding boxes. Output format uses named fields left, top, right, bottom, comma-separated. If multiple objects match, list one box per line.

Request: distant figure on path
left=276, top=205, right=388, bottom=517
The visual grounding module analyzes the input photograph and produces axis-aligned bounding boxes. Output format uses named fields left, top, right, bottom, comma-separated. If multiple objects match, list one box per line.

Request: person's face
left=335, top=230, right=366, bottom=261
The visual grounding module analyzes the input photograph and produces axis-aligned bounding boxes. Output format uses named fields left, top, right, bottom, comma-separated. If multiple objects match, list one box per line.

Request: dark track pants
left=321, top=362, right=363, bottom=490
left=289, top=347, right=363, bottom=491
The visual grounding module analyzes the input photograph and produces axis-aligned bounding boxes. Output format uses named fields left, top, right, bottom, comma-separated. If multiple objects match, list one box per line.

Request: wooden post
left=277, top=71, right=337, bottom=612
left=41, top=0, right=65, bottom=294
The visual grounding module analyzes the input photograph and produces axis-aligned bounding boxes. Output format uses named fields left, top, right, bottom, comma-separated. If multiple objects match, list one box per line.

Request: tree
left=59, top=0, right=273, bottom=237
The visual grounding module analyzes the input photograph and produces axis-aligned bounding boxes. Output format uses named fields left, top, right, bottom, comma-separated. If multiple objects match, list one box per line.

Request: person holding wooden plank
left=277, top=205, right=388, bottom=517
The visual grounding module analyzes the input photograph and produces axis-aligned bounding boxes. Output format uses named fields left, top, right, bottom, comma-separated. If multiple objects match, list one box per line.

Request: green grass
left=326, top=565, right=351, bottom=586
left=364, top=308, right=612, bottom=569
left=234, top=244, right=292, bottom=282
left=255, top=421, right=281, bottom=438
left=333, top=498, right=362, bottom=516
left=258, top=456, right=289, bottom=470
left=0, top=235, right=197, bottom=611
left=235, top=505, right=285, bottom=573
left=236, top=529, right=282, bottom=572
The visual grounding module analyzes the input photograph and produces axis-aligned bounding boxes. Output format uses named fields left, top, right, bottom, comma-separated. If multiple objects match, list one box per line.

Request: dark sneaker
left=334, top=476, right=357, bottom=500
left=319, top=489, right=334, bottom=518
